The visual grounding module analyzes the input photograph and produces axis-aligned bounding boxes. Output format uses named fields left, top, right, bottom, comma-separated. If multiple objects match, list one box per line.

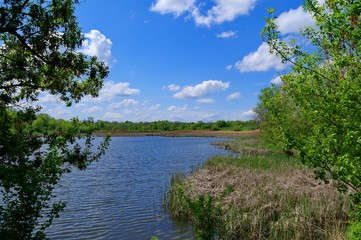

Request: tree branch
left=10, top=30, right=48, bottom=64
left=0, top=82, right=37, bottom=90
left=269, top=41, right=334, bottom=83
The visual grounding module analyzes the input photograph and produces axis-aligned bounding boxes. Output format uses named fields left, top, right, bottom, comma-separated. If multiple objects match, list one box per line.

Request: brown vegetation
left=183, top=167, right=349, bottom=239
left=168, top=135, right=351, bottom=239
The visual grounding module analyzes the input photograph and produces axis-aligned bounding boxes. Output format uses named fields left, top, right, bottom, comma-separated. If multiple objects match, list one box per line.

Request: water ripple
left=46, top=137, right=230, bottom=239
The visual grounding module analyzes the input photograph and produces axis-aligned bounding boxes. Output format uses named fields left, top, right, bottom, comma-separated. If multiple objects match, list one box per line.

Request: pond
left=46, top=136, right=231, bottom=239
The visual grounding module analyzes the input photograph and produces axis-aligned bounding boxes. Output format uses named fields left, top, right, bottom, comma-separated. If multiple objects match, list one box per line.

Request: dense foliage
left=32, top=114, right=259, bottom=133
left=88, top=119, right=257, bottom=132
left=256, top=0, right=361, bottom=227
left=0, top=0, right=109, bottom=239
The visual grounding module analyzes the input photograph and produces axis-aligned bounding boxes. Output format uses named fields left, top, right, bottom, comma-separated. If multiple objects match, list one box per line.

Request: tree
left=255, top=84, right=315, bottom=156
left=0, top=0, right=110, bottom=239
left=260, top=0, right=361, bottom=220
left=31, top=113, right=52, bottom=133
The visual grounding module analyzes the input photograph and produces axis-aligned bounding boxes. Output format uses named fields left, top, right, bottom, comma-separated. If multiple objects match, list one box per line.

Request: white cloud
left=192, top=0, right=256, bottom=26
left=82, top=106, right=102, bottom=113
left=151, top=0, right=256, bottom=26
left=227, top=92, right=241, bottom=101
left=119, top=98, right=139, bottom=107
left=217, top=31, right=237, bottom=39
left=102, top=102, right=162, bottom=122
left=92, top=81, right=140, bottom=102
left=148, top=104, right=161, bottom=111
left=74, top=103, right=88, bottom=108
left=104, top=112, right=123, bottom=121
left=44, top=106, right=72, bottom=119
left=81, top=30, right=113, bottom=64
left=108, top=99, right=139, bottom=109
left=197, top=98, right=214, bottom=103
left=241, top=109, right=255, bottom=118
left=234, top=42, right=285, bottom=72
left=167, top=105, right=188, bottom=112
left=150, top=0, right=195, bottom=16
left=270, top=76, right=283, bottom=85
left=36, top=92, right=59, bottom=104
left=173, top=80, right=230, bottom=99
left=225, top=64, right=233, bottom=71
left=164, top=84, right=180, bottom=92
left=275, top=6, right=315, bottom=35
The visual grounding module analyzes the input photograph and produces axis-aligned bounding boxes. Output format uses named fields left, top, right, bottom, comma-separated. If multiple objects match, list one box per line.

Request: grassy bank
left=167, top=134, right=351, bottom=239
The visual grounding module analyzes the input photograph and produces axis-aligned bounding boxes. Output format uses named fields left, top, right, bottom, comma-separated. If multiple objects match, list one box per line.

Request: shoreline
left=166, top=134, right=350, bottom=239
left=94, top=129, right=260, bottom=138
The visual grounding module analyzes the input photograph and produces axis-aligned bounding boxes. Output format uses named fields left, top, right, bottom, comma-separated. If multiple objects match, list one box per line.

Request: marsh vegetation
left=167, top=134, right=351, bottom=239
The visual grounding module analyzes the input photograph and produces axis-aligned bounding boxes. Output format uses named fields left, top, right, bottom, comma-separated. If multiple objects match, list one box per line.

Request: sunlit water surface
left=46, top=136, right=230, bottom=239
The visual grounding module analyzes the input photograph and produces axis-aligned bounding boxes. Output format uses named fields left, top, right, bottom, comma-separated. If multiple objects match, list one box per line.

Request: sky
left=37, top=0, right=319, bottom=122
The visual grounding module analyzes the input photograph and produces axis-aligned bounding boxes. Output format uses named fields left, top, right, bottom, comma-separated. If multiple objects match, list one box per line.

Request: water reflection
left=46, top=137, right=230, bottom=239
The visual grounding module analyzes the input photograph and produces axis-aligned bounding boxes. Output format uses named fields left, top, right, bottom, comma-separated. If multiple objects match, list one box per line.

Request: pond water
left=46, top=136, right=231, bottom=240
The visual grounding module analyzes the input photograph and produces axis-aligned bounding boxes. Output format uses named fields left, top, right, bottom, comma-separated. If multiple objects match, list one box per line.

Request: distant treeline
left=94, top=119, right=258, bottom=132
left=32, top=114, right=258, bottom=133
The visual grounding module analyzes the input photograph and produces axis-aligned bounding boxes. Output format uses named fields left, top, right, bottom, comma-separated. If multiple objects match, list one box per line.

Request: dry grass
left=185, top=167, right=349, bottom=239
left=211, top=134, right=272, bottom=156
left=167, top=135, right=351, bottom=239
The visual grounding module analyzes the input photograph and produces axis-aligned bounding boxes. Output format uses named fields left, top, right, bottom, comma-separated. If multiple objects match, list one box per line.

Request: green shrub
left=346, top=221, right=361, bottom=240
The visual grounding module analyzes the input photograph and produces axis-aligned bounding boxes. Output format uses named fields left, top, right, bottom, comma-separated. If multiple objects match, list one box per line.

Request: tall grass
left=167, top=135, right=351, bottom=239
left=168, top=173, right=226, bottom=240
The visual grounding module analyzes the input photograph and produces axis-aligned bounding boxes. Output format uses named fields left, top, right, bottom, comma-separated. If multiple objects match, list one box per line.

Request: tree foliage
left=0, top=0, right=109, bottom=239
left=258, top=0, right=361, bottom=220
left=29, top=115, right=259, bottom=134
left=254, top=86, right=310, bottom=156
left=90, top=119, right=258, bottom=132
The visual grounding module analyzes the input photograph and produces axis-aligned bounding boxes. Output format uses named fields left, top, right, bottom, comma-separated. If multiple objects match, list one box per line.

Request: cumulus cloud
left=227, top=92, right=241, bottom=101
left=94, top=81, right=140, bottom=102
left=148, top=104, right=161, bottom=111
left=119, top=99, right=139, bottom=107
left=108, top=99, right=139, bottom=109
left=234, top=42, right=285, bottom=72
left=225, top=64, right=233, bottom=71
left=150, top=0, right=195, bottom=16
left=45, top=106, right=72, bottom=119
left=192, top=0, right=256, bottom=26
left=81, top=30, right=113, bottom=64
left=167, top=105, right=188, bottom=112
left=197, top=98, right=214, bottom=103
left=103, top=102, right=162, bottom=122
left=275, top=6, right=315, bottom=34
left=270, top=76, right=283, bottom=85
left=217, top=31, right=237, bottom=39
left=151, top=0, right=256, bottom=26
left=173, top=80, right=230, bottom=99
left=82, top=106, right=102, bottom=113
left=74, top=103, right=88, bottom=108
left=104, top=112, right=123, bottom=121
left=241, top=109, right=255, bottom=118
left=36, top=92, right=59, bottom=104
left=163, top=84, right=181, bottom=92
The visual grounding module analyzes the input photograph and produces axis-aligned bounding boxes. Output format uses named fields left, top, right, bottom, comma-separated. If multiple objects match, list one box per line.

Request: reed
left=167, top=135, right=351, bottom=239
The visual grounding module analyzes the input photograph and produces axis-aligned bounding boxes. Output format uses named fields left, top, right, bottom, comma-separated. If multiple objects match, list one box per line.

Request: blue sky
left=37, top=0, right=320, bottom=122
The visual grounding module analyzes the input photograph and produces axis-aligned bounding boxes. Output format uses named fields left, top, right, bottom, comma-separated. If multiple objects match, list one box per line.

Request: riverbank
left=167, top=134, right=351, bottom=239
left=94, top=129, right=260, bottom=138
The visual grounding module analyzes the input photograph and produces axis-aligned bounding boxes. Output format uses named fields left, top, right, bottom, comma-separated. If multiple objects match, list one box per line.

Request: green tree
left=255, top=85, right=310, bottom=156
left=0, top=0, right=110, bottom=239
left=261, top=0, right=361, bottom=220
left=31, top=113, right=52, bottom=133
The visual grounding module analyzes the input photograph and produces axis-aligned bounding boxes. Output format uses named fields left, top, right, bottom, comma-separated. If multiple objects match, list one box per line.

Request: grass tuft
left=167, top=135, right=351, bottom=239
